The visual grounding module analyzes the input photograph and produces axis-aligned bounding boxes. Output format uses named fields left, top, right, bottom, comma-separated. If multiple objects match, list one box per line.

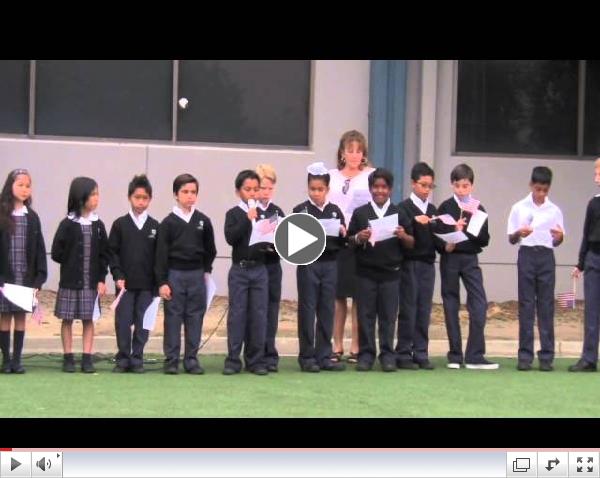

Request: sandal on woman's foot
left=331, top=351, right=343, bottom=363
left=347, top=353, right=359, bottom=364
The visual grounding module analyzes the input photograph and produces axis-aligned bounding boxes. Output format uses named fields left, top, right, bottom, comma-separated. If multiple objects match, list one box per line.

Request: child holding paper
left=347, top=168, right=414, bottom=372
left=223, top=170, right=269, bottom=375
left=255, top=164, right=285, bottom=372
left=155, top=173, right=216, bottom=375
left=292, top=162, right=346, bottom=372
left=436, top=163, right=496, bottom=370
left=396, top=162, right=439, bottom=370
left=51, top=177, right=110, bottom=373
left=108, top=174, right=159, bottom=374
left=0, top=169, right=47, bottom=374
left=507, top=166, right=564, bottom=372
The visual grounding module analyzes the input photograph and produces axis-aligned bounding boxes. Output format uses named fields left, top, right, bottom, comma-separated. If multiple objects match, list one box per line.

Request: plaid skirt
left=54, top=288, right=98, bottom=321
left=0, top=216, right=28, bottom=313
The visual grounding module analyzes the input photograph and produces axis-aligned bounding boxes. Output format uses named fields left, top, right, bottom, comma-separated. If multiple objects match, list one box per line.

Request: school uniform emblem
left=197, top=220, right=204, bottom=230
left=149, top=228, right=157, bottom=239
left=260, top=214, right=265, bottom=219
left=332, top=211, right=337, bottom=218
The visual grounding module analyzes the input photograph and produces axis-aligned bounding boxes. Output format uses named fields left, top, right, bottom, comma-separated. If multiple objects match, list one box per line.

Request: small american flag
left=557, top=291, right=576, bottom=309
left=459, top=196, right=481, bottom=215
left=258, top=214, right=278, bottom=234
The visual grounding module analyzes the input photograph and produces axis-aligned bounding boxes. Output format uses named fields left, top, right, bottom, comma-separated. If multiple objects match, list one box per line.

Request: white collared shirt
left=454, top=194, right=470, bottom=208
left=507, top=193, right=565, bottom=248
left=129, top=209, right=148, bottom=230
left=410, top=193, right=429, bottom=215
left=68, top=211, right=99, bottom=225
left=370, top=199, right=391, bottom=219
left=12, top=205, right=28, bottom=216
left=258, top=200, right=271, bottom=211
left=172, top=205, right=194, bottom=223
left=309, top=198, right=329, bottom=212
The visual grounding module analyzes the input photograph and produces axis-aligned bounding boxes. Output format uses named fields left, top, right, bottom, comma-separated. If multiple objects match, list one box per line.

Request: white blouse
left=327, top=167, right=375, bottom=224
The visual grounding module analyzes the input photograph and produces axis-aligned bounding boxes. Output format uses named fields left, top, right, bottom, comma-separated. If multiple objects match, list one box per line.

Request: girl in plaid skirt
left=0, top=169, right=47, bottom=373
left=51, top=177, right=110, bottom=373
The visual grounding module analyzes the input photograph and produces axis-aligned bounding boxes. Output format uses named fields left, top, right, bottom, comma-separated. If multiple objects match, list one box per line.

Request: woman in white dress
left=327, top=130, right=374, bottom=363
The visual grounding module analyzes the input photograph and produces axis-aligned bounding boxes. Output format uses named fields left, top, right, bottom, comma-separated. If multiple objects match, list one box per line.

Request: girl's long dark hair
left=67, top=177, right=98, bottom=217
left=0, top=169, right=32, bottom=234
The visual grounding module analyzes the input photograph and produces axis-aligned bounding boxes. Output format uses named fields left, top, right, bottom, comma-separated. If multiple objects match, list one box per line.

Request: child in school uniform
left=570, top=158, right=600, bottom=372
left=156, top=173, right=216, bottom=375
left=292, top=162, right=347, bottom=372
left=347, top=168, right=415, bottom=372
left=51, top=177, right=110, bottom=373
left=223, top=170, right=269, bottom=376
left=0, top=169, right=47, bottom=374
left=507, top=166, right=564, bottom=372
left=108, top=174, right=159, bottom=374
left=436, top=163, right=497, bottom=370
left=396, top=162, right=438, bottom=370
left=255, top=164, right=285, bottom=373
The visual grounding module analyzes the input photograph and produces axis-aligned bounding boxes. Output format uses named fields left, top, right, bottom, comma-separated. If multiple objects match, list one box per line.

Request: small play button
left=11, top=458, right=21, bottom=471
left=274, top=213, right=326, bottom=265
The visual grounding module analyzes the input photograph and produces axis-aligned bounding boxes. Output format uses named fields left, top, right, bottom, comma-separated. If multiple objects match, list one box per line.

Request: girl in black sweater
left=0, top=169, right=47, bottom=373
left=51, top=177, right=110, bottom=373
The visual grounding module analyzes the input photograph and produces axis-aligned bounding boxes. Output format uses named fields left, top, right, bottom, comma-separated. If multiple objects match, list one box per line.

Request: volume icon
left=36, top=457, right=51, bottom=471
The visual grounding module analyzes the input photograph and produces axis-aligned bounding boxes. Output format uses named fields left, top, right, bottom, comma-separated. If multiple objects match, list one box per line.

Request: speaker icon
left=35, top=457, right=51, bottom=471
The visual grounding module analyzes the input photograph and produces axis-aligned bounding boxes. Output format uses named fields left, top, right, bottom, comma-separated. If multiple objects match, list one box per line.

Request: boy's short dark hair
left=128, top=174, right=152, bottom=197
left=368, top=168, right=394, bottom=189
left=411, top=162, right=435, bottom=182
left=450, top=163, right=474, bottom=184
left=530, top=166, right=552, bottom=185
left=173, top=173, right=198, bottom=195
left=308, top=173, right=330, bottom=187
left=235, top=170, right=260, bottom=190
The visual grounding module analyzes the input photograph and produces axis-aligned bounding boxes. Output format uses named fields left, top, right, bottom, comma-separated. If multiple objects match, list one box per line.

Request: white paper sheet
left=109, top=288, right=126, bottom=312
left=142, top=297, right=161, bottom=331
left=0, top=283, right=35, bottom=312
left=368, top=214, right=398, bottom=245
left=319, top=218, right=341, bottom=237
left=434, top=231, right=469, bottom=244
left=92, top=295, right=101, bottom=322
left=205, top=273, right=217, bottom=311
left=432, top=214, right=457, bottom=226
left=249, top=217, right=278, bottom=246
left=466, top=210, right=488, bottom=237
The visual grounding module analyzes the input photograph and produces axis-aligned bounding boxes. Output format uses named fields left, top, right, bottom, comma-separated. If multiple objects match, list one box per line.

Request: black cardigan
left=0, top=208, right=48, bottom=289
left=51, top=217, right=110, bottom=289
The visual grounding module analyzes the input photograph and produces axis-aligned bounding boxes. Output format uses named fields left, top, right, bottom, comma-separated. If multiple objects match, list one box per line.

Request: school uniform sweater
left=398, top=198, right=438, bottom=264
left=257, top=202, right=285, bottom=265
left=0, top=208, right=47, bottom=289
left=108, top=214, right=160, bottom=290
left=51, top=218, right=110, bottom=288
left=347, top=203, right=413, bottom=282
left=292, top=200, right=346, bottom=262
left=155, top=211, right=217, bottom=287
left=436, top=198, right=490, bottom=255
left=577, top=196, right=600, bottom=270
left=224, top=206, right=266, bottom=264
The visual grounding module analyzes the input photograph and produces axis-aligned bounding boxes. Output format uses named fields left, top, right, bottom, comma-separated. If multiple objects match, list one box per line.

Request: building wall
left=0, top=60, right=371, bottom=300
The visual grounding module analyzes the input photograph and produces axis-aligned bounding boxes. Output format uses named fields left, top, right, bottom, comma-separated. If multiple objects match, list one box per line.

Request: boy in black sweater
left=256, top=164, right=285, bottom=372
left=156, top=174, right=216, bottom=375
left=292, top=162, right=346, bottom=372
left=223, top=170, right=269, bottom=376
left=570, top=158, right=600, bottom=372
left=108, top=175, right=159, bottom=373
left=436, top=163, right=497, bottom=370
left=348, top=168, right=414, bottom=372
left=396, top=162, right=438, bottom=370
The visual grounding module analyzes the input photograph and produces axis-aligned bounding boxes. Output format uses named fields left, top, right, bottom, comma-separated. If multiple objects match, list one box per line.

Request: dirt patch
left=25, top=291, right=586, bottom=342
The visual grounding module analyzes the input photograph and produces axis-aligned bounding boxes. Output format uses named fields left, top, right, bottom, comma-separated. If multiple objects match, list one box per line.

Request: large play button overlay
left=274, top=213, right=326, bottom=265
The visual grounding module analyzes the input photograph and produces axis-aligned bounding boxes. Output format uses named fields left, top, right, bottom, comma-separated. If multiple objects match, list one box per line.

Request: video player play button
left=274, top=213, right=326, bottom=265
left=11, top=458, right=21, bottom=471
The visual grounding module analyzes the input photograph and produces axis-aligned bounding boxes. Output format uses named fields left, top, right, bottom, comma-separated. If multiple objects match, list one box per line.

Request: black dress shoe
left=222, top=367, right=239, bottom=375
left=267, top=364, right=278, bottom=373
left=130, top=366, right=145, bottom=374
left=11, top=363, right=25, bottom=374
left=381, top=362, right=397, bottom=372
left=568, top=360, right=597, bottom=372
left=397, top=359, right=418, bottom=370
left=301, top=363, right=321, bottom=373
left=321, top=362, right=345, bottom=371
left=112, top=365, right=128, bottom=373
left=251, top=367, right=269, bottom=376
left=164, top=363, right=179, bottom=375
left=415, top=360, right=435, bottom=370
left=186, top=365, right=205, bottom=375
left=517, top=361, right=532, bottom=371
left=2, top=359, right=12, bottom=373
left=356, top=361, right=373, bottom=372
left=539, top=360, right=554, bottom=372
